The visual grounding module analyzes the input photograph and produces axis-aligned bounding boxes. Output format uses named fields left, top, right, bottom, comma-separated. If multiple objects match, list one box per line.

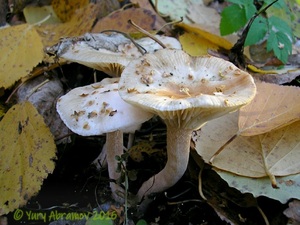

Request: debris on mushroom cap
left=119, top=49, right=256, bottom=130
left=56, top=78, right=154, bottom=136
left=48, top=33, right=182, bottom=76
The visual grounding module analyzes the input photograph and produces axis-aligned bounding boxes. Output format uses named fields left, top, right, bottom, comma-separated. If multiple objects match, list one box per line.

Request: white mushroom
left=56, top=78, right=153, bottom=202
left=118, top=49, right=256, bottom=201
left=49, top=33, right=182, bottom=77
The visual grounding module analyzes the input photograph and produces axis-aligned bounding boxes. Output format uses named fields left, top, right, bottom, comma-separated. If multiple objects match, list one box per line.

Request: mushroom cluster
left=118, top=49, right=256, bottom=201
left=56, top=78, right=153, bottom=202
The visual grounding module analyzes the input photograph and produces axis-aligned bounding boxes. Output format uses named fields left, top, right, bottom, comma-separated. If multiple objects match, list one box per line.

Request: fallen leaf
left=0, top=24, right=44, bottom=89
left=14, top=73, right=69, bottom=144
left=130, top=0, right=170, bottom=33
left=194, top=111, right=300, bottom=180
left=177, top=23, right=233, bottom=56
left=239, top=82, right=300, bottom=136
left=179, top=32, right=220, bottom=56
left=0, top=101, right=56, bottom=215
left=249, top=65, right=300, bottom=84
left=36, top=3, right=100, bottom=47
left=92, top=7, right=159, bottom=33
left=216, top=170, right=300, bottom=204
left=284, top=199, right=300, bottom=223
left=150, top=0, right=199, bottom=21
left=51, top=0, right=89, bottom=22
left=23, top=5, right=61, bottom=25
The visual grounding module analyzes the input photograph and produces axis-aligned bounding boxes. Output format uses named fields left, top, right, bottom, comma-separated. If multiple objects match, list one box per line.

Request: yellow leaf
left=37, top=3, right=99, bottom=47
left=239, top=82, right=300, bottom=136
left=52, top=0, right=89, bottom=22
left=0, top=102, right=56, bottom=215
left=179, top=32, right=218, bottom=56
left=23, top=5, right=61, bottom=25
left=176, top=23, right=233, bottom=56
left=0, top=24, right=44, bottom=89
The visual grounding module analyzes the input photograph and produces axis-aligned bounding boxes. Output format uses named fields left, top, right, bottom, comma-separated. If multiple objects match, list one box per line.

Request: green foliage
left=220, top=0, right=295, bottom=64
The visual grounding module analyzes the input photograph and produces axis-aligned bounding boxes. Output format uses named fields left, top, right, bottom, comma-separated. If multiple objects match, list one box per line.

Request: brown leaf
left=239, top=82, right=300, bottom=136
left=92, top=8, right=160, bottom=33
left=194, top=111, right=300, bottom=180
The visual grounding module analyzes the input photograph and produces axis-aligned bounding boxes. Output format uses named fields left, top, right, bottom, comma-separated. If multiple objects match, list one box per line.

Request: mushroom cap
left=57, top=78, right=154, bottom=136
left=119, top=49, right=256, bottom=130
left=55, top=33, right=181, bottom=76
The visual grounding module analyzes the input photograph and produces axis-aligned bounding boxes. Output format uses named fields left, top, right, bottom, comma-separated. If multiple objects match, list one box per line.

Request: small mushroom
left=118, top=49, right=256, bottom=202
left=56, top=78, right=153, bottom=202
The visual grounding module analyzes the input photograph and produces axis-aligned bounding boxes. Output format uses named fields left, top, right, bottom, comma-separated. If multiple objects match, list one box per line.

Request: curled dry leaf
left=239, top=81, right=300, bottom=136
left=284, top=199, right=300, bottom=223
left=14, top=73, right=69, bottom=144
left=0, top=24, right=44, bottom=89
left=0, top=101, right=56, bottom=215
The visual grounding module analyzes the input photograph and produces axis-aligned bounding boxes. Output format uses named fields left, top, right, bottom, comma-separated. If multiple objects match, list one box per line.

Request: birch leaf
left=194, top=112, right=300, bottom=179
left=36, top=3, right=99, bottom=47
left=0, top=101, right=56, bottom=215
left=239, top=82, right=300, bottom=136
left=52, top=0, right=89, bottom=22
left=0, top=24, right=44, bottom=89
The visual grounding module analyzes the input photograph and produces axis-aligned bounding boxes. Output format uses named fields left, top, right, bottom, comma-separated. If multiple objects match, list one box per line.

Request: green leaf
left=245, top=16, right=268, bottom=46
left=267, top=30, right=292, bottom=63
left=220, top=4, right=247, bottom=35
left=268, top=16, right=293, bottom=38
left=220, top=2, right=256, bottom=35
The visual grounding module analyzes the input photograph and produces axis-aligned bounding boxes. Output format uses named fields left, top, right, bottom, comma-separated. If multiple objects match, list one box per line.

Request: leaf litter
left=1, top=0, right=300, bottom=224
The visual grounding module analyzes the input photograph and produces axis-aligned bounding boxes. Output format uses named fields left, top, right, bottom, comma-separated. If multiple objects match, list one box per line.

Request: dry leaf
left=250, top=65, right=300, bottom=84
left=14, top=74, right=69, bottom=144
left=92, top=8, right=159, bottom=33
left=217, top=170, right=300, bottom=204
left=179, top=32, right=221, bottom=56
left=23, top=5, right=61, bottom=25
left=51, top=0, right=89, bottom=22
left=0, top=24, right=44, bottom=89
left=239, top=82, right=300, bottom=136
left=130, top=0, right=169, bottom=33
left=194, top=111, right=300, bottom=179
left=36, top=3, right=100, bottom=47
left=177, top=22, right=234, bottom=57
left=284, top=199, right=300, bottom=224
left=0, top=101, right=56, bottom=215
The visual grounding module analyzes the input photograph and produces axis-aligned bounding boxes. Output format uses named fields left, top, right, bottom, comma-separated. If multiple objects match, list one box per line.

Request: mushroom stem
left=137, top=125, right=192, bottom=201
left=106, top=130, right=125, bottom=202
